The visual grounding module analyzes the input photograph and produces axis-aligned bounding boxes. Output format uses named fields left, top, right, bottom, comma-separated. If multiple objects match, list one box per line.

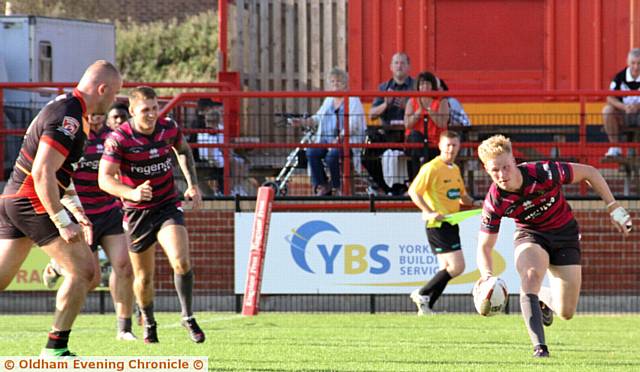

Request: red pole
left=218, top=0, right=228, bottom=72
left=242, top=186, right=275, bottom=316
left=342, top=91, right=351, bottom=195
left=0, top=89, right=4, bottom=180
left=579, top=96, right=587, bottom=196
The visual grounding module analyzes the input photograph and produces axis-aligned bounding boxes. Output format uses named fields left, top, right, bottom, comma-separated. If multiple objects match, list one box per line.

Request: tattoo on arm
left=173, top=135, right=199, bottom=188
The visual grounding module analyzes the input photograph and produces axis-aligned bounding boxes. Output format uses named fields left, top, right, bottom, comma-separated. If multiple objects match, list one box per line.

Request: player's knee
left=448, top=261, right=465, bottom=277
left=89, top=271, right=101, bottom=291
left=521, top=267, right=544, bottom=283
left=111, top=260, right=133, bottom=280
left=171, top=259, right=191, bottom=275
left=0, top=277, right=13, bottom=290
left=135, top=274, right=154, bottom=288
left=557, top=307, right=575, bottom=320
left=66, top=262, right=96, bottom=287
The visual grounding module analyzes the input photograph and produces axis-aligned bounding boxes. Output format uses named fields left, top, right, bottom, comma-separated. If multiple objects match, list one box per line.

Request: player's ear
left=97, top=83, right=107, bottom=95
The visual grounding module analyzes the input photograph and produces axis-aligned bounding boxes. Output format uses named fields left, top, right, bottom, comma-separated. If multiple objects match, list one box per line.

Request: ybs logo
left=287, top=220, right=390, bottom=275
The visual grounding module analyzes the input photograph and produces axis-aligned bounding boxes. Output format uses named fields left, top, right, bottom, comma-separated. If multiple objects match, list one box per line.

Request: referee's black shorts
left=426, top=222, right=461, bottom=255
left=124, top=203, right=184, bottom=253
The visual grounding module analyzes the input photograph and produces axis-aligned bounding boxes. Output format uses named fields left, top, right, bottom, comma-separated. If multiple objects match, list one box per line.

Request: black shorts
left=426, top=222, right=461, bottom=255
left=0, top=197, right=59, bottom=246
left=514, top=219, right=581, bottom=266
left=87, top=207, right=124, bottom=252
left=124, top=203, right=184, bottom=253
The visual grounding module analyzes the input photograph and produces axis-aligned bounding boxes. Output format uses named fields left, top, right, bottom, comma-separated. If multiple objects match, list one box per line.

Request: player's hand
left=421, top=211, right=444, bottom=222
left=184, top=185, right=203, bottom=210
left=128, top=180, right=152, bottom=202
left=73, top=211, right=94, bottom=246
left=610, top=206, right=632, bottom=236
left=58, top=223, right=83, bottom=244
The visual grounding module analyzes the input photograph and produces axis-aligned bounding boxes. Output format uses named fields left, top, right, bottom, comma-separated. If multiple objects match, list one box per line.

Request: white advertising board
left=235, top=213, right=519, bottom=294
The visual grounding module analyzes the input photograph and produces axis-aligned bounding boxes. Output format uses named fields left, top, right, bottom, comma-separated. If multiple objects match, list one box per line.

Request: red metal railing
left=2, top=85, right=638, bottom=199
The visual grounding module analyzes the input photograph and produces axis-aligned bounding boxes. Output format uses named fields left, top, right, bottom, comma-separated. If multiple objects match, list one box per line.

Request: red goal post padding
left=241, top=186, right=275, bottom=316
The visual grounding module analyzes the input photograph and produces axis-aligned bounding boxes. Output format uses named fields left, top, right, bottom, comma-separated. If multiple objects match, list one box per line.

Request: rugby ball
left=473, top=276, right=508, bottom=316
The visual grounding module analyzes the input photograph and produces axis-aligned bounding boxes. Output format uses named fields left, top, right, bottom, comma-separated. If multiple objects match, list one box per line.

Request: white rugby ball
left=473, top=276, right=508, bottom=316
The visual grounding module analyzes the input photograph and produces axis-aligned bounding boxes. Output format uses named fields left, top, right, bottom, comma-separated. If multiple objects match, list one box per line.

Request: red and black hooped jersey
left=102, top=117, right=183, bottom=210
left=3, top=89, right=88, bottom=214
left=73, top=126, right=120, bottom=216
left=480, top=161, right=575, bottom=233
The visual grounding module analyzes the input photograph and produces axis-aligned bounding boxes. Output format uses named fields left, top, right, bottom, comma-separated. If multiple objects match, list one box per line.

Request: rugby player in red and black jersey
left=0, top=60, right=122, bottom=357
left=98, top=86, right=205, bottom=344
left=43, top=109, right=136, bottom=341
left=475, top=135, right=632, bottom=358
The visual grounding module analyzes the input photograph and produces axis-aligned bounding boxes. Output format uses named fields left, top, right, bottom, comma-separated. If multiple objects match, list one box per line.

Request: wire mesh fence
left=0, top=96, right=638, bottom=315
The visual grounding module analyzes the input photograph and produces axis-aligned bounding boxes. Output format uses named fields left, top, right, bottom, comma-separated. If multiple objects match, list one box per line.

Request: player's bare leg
left=158, top=224, right=205, bottom=343
left=547, top=264, right=581, bottom=320
left=40, top=237, right=94, bottom=330
left=0, top=237, right=33, bottom=289
left=129, top=244, right=157, bottom=343
left=39, top=237, right=94, bottom=356
left=515, top=242, right=550, bottom=357
left=103, top=233, right=135, bottom=340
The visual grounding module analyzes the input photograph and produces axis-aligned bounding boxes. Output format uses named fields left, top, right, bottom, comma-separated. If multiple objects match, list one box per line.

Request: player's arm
left=570, top=163, right=632, bottom=235
left=31, top=141, right=81, bottom=243
left=172, top=135, right=203, bottom=209
left=477, top=231, right=498, bottom=280
left=60, top=181, right=93, bottom=246
left=98, top=159, right=151, bottom=202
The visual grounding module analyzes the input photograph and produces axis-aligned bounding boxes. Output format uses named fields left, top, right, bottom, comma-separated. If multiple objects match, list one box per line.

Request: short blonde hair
left=478, top=135, right=512, bottom=164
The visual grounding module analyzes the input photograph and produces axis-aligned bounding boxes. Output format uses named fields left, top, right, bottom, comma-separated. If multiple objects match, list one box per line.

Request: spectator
left=292, top=68, right=366, bottom=196
left=602, top=48, right=640, bottom=157
left=404, top=71, right=449, bottom=182
left=438, top=78, right=471, bottom=127
left=365, top=52, right=415, bottom=195
left=194, top=98, right=251, bottom=197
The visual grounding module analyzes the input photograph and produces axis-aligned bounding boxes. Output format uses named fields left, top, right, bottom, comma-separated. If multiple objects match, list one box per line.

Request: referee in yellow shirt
left=408, top=131, right=482, bottom=315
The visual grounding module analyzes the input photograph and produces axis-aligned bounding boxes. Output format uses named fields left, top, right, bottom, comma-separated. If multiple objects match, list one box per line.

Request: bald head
left=77, top=60, right=123, bottom=115
left=78, top=60, right=121, bottom=88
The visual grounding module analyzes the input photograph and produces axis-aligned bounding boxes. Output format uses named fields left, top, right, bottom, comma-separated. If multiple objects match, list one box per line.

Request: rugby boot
left=143, top=323, right=159, bottom=344
left=181, top=317, right=205, bottom=343
left=533, top=344, right=550, bottom=358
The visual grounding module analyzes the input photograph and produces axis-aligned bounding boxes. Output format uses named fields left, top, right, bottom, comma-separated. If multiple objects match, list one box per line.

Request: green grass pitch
left=0, top=312, right=638, bottom=371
